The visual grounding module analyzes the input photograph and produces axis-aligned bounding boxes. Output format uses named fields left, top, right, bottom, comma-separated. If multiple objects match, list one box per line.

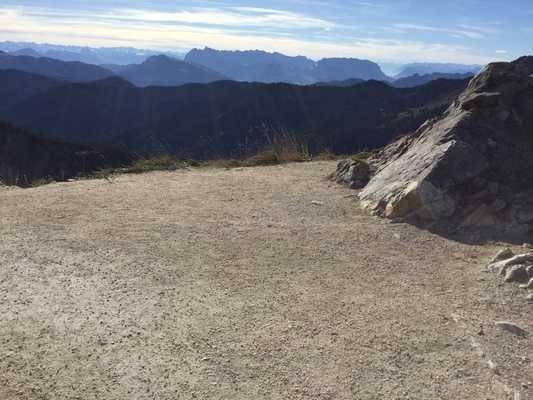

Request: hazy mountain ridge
left=0, top=41, right=185, bottom=65
left=0, top=52, right=226, bottom=88
left=0, top=52, right=114, bottom=82
left=0, top=42, right=485, bottom=88
left=395, top=62, right=482, bottom=79
left=185, top=48, right=389, bottom=84
left=314, top=73, right=475, bottom=89
left=114, top=55, right=227, bottom=87
left=392, top=72, right=475, bottom=88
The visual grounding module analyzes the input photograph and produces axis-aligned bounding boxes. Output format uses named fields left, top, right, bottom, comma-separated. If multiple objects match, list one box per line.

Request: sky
left=0, top=0, right=531, bottom=64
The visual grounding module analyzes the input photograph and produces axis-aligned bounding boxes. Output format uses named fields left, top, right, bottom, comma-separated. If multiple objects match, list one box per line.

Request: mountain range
left=0, top=41, right=185, bottom=65
left=0, top=41, right=502, bottom=186
left=0, top=42, right=484, bottom=88
left=0, top=50, right=479, bottom=90
left=0, top=69, right=469, bottom=159
left=108, top=55, right=227, bottom=87
left=0, top=42, right=483, bottom=80
left=316, top=73, right=476, bottom=89
left=394, top=62, right=481, bottom=79
left=0, top=52, right=113, bottom=82
left=185, top=48, right=390, bottom=84
left=0, top=53, right=227, bottom=87
left=390, top=72, right=475, bottom=88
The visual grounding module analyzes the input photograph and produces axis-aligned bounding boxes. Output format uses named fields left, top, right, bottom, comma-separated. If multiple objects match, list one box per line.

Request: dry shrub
left=243, top=130, right=311, bottom=167
left=122, top=155, right=187, bottom=174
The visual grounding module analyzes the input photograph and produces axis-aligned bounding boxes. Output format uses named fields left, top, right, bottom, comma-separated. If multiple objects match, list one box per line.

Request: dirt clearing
left=1, top=162, right=531, bottom=399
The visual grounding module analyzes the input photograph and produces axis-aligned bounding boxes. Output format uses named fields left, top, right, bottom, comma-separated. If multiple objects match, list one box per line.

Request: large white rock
left=352, top=57, right=533, bottom=234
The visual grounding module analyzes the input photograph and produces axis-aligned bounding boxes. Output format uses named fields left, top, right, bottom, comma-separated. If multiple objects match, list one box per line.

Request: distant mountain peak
left=117, top=54, right=226, bottom=87
left=12, top=48, right=41, bottom=57
left=185, top=47, right=390, bottom=84
left=144, top=54, right=174, bottom=63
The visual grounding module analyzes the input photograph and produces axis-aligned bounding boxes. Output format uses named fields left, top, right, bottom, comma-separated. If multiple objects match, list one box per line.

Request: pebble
left=518, top=278, right=533, bottom=289
left=495, top=321, right=528, bottom=336
left=487, top=360, right=499, bottom=374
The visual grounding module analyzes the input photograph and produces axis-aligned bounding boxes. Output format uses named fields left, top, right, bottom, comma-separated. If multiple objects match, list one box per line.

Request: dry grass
left=117, top=155, right=189, bottom=174
left=349, top=149, right=376, bottom=161
left=203, top=131, right=312, bottom=169
left=27, top=135, right=375, bottom=188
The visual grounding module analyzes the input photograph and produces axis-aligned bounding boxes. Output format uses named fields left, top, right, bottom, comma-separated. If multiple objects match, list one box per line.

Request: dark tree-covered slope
left=4, top=76, right=469, bottom=158
left=0, top=70, right=62, bottom=113
left=0, top=121, right=132, bottom=186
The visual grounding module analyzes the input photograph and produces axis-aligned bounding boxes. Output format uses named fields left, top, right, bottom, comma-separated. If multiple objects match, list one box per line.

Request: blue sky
left=0, top=0, right=531, bottom=63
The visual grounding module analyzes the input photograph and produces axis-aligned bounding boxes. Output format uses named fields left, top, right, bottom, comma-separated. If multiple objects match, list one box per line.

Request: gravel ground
left=0, top=161, right=531, bottom=400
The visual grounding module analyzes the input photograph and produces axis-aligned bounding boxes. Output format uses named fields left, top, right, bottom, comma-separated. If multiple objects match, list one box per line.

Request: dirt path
left=1, top=162, right=531, bottom=399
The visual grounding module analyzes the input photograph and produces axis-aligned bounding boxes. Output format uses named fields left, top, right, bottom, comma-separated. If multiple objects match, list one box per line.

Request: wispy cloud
left=0, top=6, right=495, bottom=64
left=458, top=23, right=501, bottom=35
left=393, top=23, right=485, bottom=39
left=26, top=6, right=336, bottom=31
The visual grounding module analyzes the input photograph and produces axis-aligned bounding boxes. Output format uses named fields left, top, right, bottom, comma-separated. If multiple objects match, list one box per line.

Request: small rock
left=487, top=359, right=499, bottom=374
left=526, top=265, right=533, bottom=278
left=514, top=390, right=525, bottom=400
left=526, top=294, right=533, bottom=303
left=334, top=159, right=371, bottom=189
left=523, top=243, right=533, bottom=249
left=504, top=265, right=529, bottom=283
left=519, top=278, right=533, bottom=289
left=495, top=321, right=528, bottom=336
left=490, top=248, right=514, bottom=264
left=311, top=200, right=324, bottom=206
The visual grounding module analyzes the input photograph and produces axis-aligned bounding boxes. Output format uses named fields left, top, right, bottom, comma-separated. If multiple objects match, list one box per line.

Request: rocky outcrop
left=344, top=56, right=533, bottom=235
left=486, top=248, right=533, bottom=304
left=333, top=159, right=372, bottom=189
